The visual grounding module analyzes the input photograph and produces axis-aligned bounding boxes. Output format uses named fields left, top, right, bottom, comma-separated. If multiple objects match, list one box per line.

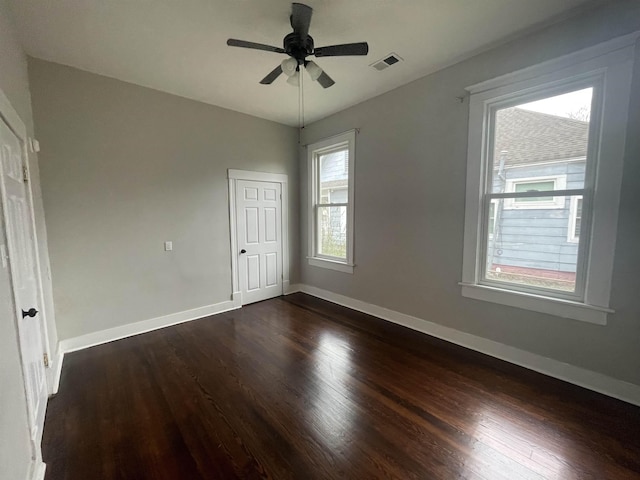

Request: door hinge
left=43, top=352, right=49, bottom=368
left=23, top=166, right=29, bottom=183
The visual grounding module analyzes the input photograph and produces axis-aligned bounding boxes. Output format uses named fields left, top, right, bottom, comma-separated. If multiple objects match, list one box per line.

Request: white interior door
left=236, top=180, right=283, bottom=304
left=0, top=117, right=47, bottom=446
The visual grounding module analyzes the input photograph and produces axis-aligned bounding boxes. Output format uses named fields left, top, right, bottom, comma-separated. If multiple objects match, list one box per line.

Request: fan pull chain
left=301, top=65, right=305, bottom=130
left=298, top=70, right=301, bottom=134
left=297, top=65, right=305, bottom=143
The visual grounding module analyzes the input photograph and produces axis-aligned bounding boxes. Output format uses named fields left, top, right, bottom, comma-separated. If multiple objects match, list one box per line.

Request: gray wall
left=300, top=0, right=640, bottom=386
left=0, top=0, right=44, bottom=477
left=29, top=59, right=299, bottom=341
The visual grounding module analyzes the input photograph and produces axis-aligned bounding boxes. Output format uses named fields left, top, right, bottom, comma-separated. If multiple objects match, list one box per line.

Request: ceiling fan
left=227, top=3, right=369, bottom=88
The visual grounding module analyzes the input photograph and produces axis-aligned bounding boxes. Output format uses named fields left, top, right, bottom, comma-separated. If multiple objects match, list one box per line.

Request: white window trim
left=307, top=130, right=356, bottom=273
left=503, top=175, right=567, bottom=209
left=460, top=32, right=638, bottom=325
left=567, top=195, right=582, bottom=243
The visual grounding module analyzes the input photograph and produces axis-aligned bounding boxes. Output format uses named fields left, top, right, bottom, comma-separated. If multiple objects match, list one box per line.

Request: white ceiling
left=11, top=0, right=594, bottom=126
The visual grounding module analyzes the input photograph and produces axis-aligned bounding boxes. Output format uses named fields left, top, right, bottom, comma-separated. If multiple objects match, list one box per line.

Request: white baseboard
left=54, top=284, right=640, bottom=406
left=295, top=284, right=640, bottom=407
left=50, top=348, right=64, bottom=395
left=232, top=291, right=242, bottom=307
left=284, top=283, right=303, bottom=295
left=28, top=460, right=45, bottom=480
left=59, top=299, right=240, bottom=354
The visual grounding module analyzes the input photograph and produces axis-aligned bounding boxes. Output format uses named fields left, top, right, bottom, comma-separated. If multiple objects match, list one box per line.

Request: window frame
left=460, top=33, right=637, bottom=325
left=503, top=175, right=567, bottom=210
left=480, top=81, right=595, bottom=304
left=307, top=130, right=356, bottom=273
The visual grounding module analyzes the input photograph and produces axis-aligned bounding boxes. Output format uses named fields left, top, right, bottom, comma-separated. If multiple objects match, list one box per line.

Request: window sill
left=459, top=282, right=612, bottom=325
left=308, top=257, right=354, bottom=274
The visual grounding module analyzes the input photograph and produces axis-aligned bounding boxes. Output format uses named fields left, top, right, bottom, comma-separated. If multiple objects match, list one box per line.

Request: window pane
left=514, top=181, right=555, bottom=202
left=491, top=88, right=592, bottom=195
left=514, top=181, right=554, bottom=193
left=317, top=205, right=347, bottom=259
left=319, top=148, right=349, bottom=204
left=485, top=195, right=582, bottom=293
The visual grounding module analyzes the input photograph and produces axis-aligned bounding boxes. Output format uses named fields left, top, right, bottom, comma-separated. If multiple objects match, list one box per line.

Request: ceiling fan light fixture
left=281, top=57, right=298, bottom=77
left=227, top=3, right=369, bottom=89
left=305, top=61, right=323, bottom=81
left=286, top=71, right=300, bottom=86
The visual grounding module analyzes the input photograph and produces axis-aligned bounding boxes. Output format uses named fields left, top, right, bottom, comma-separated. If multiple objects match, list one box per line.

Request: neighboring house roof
left=494, top=108, right=589, bottom=166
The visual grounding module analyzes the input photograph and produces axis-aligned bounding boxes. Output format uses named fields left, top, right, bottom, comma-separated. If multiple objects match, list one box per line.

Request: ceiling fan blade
left=260, top=65, right=284, bottom=85
left=227, top=39, right=285, bottom=54
left=314, top=42, right=369, bottom=57
left=290, top=3, right=313, bottom=40
left=317, top=70, right=335, bottom=89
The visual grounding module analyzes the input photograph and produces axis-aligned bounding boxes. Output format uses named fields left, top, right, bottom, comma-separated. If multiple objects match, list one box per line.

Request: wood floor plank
left=43, top=294, right=640, bottom=479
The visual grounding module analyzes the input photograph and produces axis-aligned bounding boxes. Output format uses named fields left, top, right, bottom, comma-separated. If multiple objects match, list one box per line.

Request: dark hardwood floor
left=43, top=293, right=640, bottom=479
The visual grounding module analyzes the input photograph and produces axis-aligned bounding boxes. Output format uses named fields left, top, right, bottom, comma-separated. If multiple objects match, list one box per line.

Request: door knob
left=240, top=249, right=247, bottom=254
left=22, top=308, right=38, bottom=319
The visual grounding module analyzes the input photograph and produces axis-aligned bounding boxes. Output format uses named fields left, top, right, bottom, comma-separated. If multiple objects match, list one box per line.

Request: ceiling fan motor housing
left=284, top=33, right=314, bottom=64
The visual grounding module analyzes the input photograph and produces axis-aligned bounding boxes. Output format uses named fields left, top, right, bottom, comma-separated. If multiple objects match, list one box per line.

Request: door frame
left=0, top=86, right=50, bottom=476
left=228, top=169, right=289, bottom=306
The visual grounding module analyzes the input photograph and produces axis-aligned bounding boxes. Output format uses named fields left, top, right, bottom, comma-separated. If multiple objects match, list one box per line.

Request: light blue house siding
left=319, top=150, right=348, bottom=188
left=490, top=160, right=585, bottom=273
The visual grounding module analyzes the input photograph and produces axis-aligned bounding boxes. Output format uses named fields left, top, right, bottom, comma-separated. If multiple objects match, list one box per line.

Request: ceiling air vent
left=370, top=53, right=403, bottom=71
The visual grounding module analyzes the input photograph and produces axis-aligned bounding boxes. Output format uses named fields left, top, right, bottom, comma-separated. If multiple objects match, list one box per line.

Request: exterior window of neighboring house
left=488, top=200, right=496, bottom=237
left=307, top=131, right=356, bottom=273
left=504, top=176, right=567, bottom=209
left=568, top=196, right=583, bottom=243
left=461, top=35, right=636, bottom=324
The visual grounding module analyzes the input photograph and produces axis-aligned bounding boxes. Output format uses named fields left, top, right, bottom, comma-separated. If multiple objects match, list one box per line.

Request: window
left=488, top=200, right=497, bottom=237
left=307, top=131, right=356, bottom=273
left=503, top=176, right=567, bottom=209
left=568, top=196, right=583, bottom=243
left=461, top=35, right=636, bottom=324
left=484, top=88, right=592, bottom=297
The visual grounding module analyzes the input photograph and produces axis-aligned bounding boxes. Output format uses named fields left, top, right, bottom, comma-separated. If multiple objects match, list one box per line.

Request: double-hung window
left=461, top=34, right=637, bottom=324
left=307, top=131, right=356, bottom=273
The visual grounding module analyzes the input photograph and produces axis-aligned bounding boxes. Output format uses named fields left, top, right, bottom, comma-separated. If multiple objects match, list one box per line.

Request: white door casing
left=228, top=170, right=289, bottom=306
left=0, top=115, right=48, bottom=448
